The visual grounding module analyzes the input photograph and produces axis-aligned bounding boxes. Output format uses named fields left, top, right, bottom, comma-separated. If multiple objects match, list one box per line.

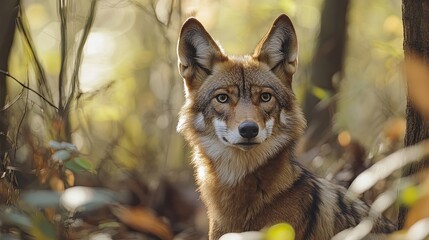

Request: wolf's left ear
left=177, top=18, right=226, bottom=92
left=253, top=14, right=298, bottom=86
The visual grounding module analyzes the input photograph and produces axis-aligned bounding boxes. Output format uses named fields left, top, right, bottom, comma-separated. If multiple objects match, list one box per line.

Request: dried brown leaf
left=112, top=205, right=173, bottom=240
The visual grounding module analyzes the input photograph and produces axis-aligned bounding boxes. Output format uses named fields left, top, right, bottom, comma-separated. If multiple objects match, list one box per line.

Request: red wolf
left=176, top=14, right=395, bottom=240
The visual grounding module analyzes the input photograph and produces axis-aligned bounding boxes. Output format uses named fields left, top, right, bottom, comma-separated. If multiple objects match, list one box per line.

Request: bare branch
left=1, top=87, right=24, bottom=111
left=63, top=0, right=98, bottom=111
left=58, top=0, right=69, bottom=110
left=16, top=7, right=53, bottom=101
left=0, top=70, right=58, bottom=110
left=14, top=78, right=29, bottom=156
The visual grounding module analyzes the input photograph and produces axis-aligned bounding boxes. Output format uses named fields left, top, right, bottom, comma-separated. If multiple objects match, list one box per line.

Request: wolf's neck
left=193, top=136, right=299, bottom=187
left=193, top=143, right=299, bottom=191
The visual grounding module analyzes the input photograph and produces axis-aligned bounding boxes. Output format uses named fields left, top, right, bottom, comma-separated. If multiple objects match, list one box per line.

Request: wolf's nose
left=238, top=121, right=259, bottom=139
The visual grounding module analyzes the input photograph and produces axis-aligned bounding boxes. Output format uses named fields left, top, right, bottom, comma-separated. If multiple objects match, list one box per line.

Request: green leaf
left=30, top=212, right=56, bottom=240
left=311, top=86, right=331, bottom=100
left=98, top=221, right=121, bottom=229
left=65, top=158, right=95, bottom=173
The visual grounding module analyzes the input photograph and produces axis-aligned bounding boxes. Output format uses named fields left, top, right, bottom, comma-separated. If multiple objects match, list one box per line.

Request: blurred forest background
left=0, top=0, right=418, bottom=239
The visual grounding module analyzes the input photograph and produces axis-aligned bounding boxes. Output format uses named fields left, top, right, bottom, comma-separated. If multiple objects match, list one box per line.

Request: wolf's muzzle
left=238, top=121, right=259, bottom=139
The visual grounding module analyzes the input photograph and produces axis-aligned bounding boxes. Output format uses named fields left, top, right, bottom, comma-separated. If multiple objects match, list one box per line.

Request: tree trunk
left=0, top=0, right=19, bottom=172
left=398, top=0, right=429, bottom=230
left=302, top=0, right=350, bottom=151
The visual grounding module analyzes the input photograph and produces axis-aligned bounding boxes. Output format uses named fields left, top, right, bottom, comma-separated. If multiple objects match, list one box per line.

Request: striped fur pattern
left=176, top=14, right=395, bottom=240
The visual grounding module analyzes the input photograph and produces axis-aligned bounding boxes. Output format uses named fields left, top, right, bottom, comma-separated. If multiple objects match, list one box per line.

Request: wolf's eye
left=260, top=93, right=272, bottom=102
left=216, top=94, right=229, bottom=103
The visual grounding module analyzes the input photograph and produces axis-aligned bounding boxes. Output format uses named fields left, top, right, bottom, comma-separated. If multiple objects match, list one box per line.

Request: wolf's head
left=177, top=14, right=306, bottom=186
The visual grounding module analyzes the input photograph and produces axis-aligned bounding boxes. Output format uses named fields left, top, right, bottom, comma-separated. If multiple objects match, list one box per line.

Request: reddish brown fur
left=176, top=14, right=395, bottom=240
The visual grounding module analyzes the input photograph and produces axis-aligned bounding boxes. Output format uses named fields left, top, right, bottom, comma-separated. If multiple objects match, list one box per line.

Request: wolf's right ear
left=177, top=18, right=226, bottom=91
left=253, top=14, right=298, bottom=87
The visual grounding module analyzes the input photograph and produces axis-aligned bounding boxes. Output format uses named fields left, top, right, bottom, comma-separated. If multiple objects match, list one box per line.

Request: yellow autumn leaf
left=265, top=223, right=295, bottom=240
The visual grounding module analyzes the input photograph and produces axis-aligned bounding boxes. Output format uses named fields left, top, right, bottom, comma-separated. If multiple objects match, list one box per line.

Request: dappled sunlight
left=2, top=0, right=426, bottom=239
left=25, top=3, right=49, bottom=29
left=35, top=22, right=58, bottom=52
left=149, top=62, right=172, bottom=101
left=61, top=186, right=95, bottom=212
left=83, top=32, right=116, bottom=57
left=79, top=32, right=117, bottom=92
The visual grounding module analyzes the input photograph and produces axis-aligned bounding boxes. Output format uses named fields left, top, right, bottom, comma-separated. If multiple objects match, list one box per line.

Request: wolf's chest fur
left=176, top=14, right=395, bottom=240
left=194, top=145, right=392, bottom=240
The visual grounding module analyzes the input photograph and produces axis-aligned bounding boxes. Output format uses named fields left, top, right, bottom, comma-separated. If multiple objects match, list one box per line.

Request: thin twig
left=0, top=86, right=24, bottom=111
left=63, top=0, right=97, bottom=110
left=129, top=0, right=156, bottom=19
left=14, top=75, right=29, bottom=157
left=58, top=0, right=97, bottom=141
left=0, top=70, right=58, bottom=110
left=12, top=68, right=30, bottom=176
left=16, top=7, right=53, bottom=101
left=58, top=0, right=68, bottom=110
